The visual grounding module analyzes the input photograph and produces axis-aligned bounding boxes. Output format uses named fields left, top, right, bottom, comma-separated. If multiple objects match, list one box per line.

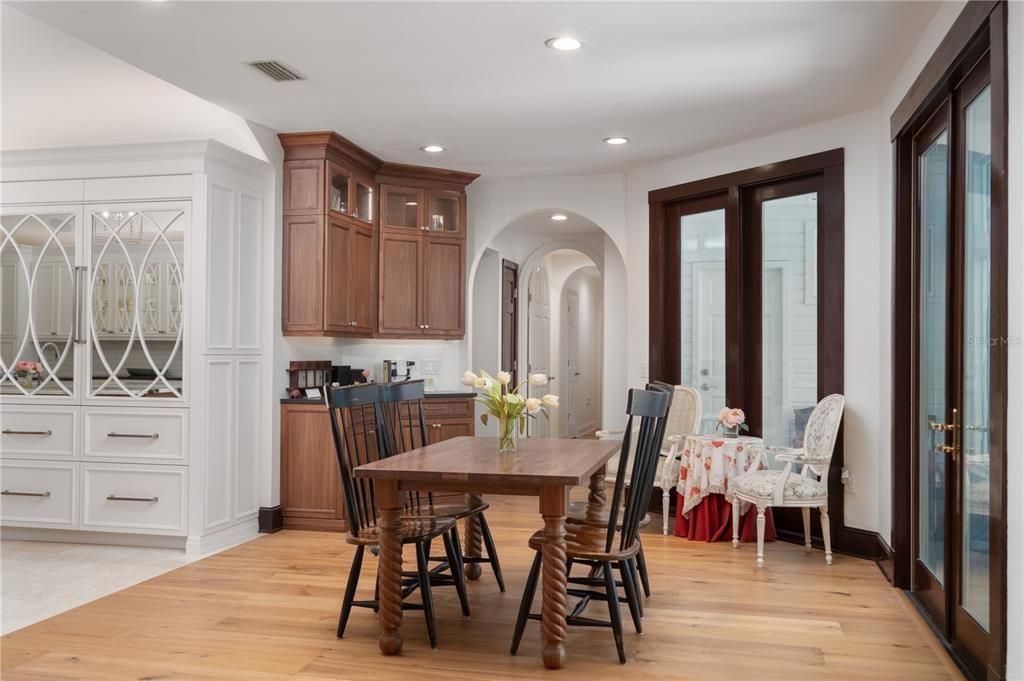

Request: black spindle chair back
left=603, top=387, right=671, bottom=554
left=326, top=383, right=386, bottom=540
left=375, top=380, right=432, bottom=510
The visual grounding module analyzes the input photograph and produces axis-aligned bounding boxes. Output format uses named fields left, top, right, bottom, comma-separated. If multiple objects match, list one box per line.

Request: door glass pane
left=90, top=207, right=186, bottom=399
left=961, top=86, right=991, bottom=629
left=384, top=187, right=420, bottom=229
left=0, top=212, right=77, bottom=397
left=679, top=209, right=725, bottom=433
left=919, top=130, right=949, bottom=583
left=354, top=181, right=373, bottom=223
left=427, top=192, right=460, bottom=234
left=329, top=169, right=349, bottom=214
left=761, top=193, right=817, bottom=463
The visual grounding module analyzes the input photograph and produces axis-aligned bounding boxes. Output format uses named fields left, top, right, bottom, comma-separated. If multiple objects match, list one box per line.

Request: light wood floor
left=1, top=495, right=964, bottom=681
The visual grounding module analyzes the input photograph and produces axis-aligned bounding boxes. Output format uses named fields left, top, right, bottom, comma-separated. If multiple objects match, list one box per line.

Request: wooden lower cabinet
left=280, top=396, right=475, bottom=532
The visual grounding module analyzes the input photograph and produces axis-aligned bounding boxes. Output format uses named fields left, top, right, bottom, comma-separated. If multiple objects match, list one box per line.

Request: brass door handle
left=930, top=408, right=960, bottom=462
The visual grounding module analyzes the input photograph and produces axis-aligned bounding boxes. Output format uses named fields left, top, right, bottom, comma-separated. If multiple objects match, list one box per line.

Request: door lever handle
left=701, top=383, right=717, bottom=391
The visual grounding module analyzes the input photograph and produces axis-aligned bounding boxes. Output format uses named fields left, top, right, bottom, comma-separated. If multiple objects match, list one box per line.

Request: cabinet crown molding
left=278, top=131, right=383, bottom=175
left=376, top=161, right=479, bottom=189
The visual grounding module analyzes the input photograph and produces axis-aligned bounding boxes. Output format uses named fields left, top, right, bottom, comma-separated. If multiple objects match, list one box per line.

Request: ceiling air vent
left=247, top=60, right=305, bottom=82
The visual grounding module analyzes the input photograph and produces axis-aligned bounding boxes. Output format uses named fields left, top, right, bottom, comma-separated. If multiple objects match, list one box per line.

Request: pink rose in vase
left=717, top=407, right=748, bottom=437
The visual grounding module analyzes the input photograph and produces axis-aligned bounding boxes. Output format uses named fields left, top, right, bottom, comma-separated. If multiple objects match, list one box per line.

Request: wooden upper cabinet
left=279, top=132, right=477, bottom=339
left=421, top=236, right=464, bottom=336
left=378, top=232, right=422, bottom=335
left=280, top=132, right=382, bottom=337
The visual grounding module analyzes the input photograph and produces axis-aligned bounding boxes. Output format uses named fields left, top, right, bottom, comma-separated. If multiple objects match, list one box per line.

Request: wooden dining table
left=354, top=435, right=620, bottom=669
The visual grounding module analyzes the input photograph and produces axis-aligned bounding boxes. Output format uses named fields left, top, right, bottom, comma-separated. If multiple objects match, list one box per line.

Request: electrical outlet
left=421, top=360, right=440, bottom=375
left=841, top=467, right=852, bottom=492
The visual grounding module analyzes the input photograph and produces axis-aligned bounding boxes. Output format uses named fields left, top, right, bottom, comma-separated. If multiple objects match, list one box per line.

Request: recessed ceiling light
left=420, top=144, right=445, bottom=153
left=545, top=36, right=583, bottom=51
left=603, top=136, right=629, bottom=145
left=405, top=201, right=418, bottom=206
left=550, top=214, right=568, bottom=221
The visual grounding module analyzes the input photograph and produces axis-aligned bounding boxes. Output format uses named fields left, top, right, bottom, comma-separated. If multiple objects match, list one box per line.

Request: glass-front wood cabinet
left=381, top=185, right=465, bottom=238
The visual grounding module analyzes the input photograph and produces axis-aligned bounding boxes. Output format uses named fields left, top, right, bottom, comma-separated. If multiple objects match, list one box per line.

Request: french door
left=911, top=55, right=996, bottom=677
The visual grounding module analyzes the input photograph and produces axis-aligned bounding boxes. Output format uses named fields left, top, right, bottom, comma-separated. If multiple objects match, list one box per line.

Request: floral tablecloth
left=676, top=434, right=764, bottom=516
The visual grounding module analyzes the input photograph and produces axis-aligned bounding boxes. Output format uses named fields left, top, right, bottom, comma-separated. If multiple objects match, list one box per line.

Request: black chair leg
left=415, top=542, right=438, bottom=648
left=618, top=560, right=643, bottom=634
left=510, top=551, right=542, bottom=655
left=602, top=562, right=626, bottom=663
left=628, top=557, right=644, bottom=618
left=337, top=544, right=365, bottom=638
left=449, top=524, right=465, bottom=577
left=478, top=513, right=505, bottom=592
left=636, top=542, right=651, bottom=598
left=442, top=530, right=471, bottom=616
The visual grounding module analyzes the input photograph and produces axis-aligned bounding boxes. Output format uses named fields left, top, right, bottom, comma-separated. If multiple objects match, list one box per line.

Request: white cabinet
left=0, top=140, right=270, bottom=555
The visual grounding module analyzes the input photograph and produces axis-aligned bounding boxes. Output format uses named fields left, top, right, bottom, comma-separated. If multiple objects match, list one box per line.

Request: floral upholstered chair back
left=800, top=394, right=846, bottom=477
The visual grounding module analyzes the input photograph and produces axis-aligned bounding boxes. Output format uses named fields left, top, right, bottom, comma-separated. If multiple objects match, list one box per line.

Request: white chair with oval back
left=730, top=393, right=845, bottom=567
left=655, top=385, right=702, bottom=534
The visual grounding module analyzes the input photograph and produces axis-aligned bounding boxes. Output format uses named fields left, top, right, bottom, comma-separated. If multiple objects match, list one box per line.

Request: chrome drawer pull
left=106, top=495, right=159, bottom=502
left=107, top=432, right=160, bottom=439
left=2, top=490, right=51, bottom=498
left=2, top=429, right=52, bottom=436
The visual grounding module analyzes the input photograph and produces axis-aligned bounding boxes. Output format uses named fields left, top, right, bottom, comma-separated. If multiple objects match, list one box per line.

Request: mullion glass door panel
left=0, top=209, right=79, bottom=398
left=88, top=205, right=187, bottom=400
left=917, top=127, right=950, bottom=589
left=959, top=83, right=992, bottom=633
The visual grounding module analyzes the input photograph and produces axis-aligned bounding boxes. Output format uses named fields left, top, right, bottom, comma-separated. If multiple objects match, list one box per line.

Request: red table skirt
left=674, top=493, right=776, bottom=543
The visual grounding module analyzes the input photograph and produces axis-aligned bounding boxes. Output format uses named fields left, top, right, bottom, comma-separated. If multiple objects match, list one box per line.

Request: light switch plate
left=421, top=360, right=440, bottom=375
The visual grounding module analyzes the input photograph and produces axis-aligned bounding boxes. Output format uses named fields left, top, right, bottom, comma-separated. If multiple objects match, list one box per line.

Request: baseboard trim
left=258, top=505, right=284, bottom=533
left=876, top=536, right=895, bottom=584
left=774, top=523, right=888, bottom=562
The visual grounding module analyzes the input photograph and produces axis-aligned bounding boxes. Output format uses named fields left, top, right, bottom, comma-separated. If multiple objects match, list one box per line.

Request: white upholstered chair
left=597, top=385, right=702, bottom=534
left=730, top=394, right=845, bottom=567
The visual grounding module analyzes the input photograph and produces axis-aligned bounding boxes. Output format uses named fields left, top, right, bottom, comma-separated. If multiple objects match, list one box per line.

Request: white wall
left=0, top=6, right=265, bottom=160
left=559, top=266, right=603, bottom=437
left=471, top=248, right=501, bottom=435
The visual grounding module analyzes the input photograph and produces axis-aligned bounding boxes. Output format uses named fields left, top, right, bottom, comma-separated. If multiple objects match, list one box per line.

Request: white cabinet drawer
left=83, top=409, right=187, bottom=464
left=0, top=407, right=77, bottom=459
left=0, top=461, right=77, bottom=528
left=81, top=464, right=186, bottom=535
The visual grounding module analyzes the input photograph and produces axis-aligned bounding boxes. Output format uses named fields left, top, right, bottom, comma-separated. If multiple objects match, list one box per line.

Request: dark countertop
left=282, top=389, right=476, bottom=405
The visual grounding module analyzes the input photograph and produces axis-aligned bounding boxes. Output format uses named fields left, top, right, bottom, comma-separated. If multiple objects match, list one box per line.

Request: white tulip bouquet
left=462, top=369, right=559, bottom=452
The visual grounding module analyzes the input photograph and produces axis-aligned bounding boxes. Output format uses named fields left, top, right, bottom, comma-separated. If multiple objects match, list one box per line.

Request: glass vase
left=724, top=425, right=740, bottom=439
left=498, top=414, right=518, bottom=453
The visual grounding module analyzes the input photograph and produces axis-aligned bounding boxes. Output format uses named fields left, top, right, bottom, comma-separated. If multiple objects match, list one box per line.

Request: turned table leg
left=578, top=464, right=607, bottom=545
left=376, top=480, right=404, bottom=655
left=539, top=486, right=569, bottom=669
left=463, top=492, right=484, bottom=580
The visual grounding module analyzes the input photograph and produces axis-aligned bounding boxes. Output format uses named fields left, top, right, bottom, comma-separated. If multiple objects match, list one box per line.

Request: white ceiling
left=9, top=1, right=939, bottom=177
left=501, top=210, right=603, bottom=237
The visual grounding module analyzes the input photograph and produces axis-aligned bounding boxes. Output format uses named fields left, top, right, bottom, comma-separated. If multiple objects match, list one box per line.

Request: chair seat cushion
left=731, top=469, right=827, bottom=503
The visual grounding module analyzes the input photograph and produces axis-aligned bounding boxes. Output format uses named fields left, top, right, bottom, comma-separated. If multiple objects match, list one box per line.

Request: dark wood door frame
left=501, top=259, right=519, bottom=385
left=890, top=3, right=1007, bottom=680
left=648, top=149, right=867, bottom=556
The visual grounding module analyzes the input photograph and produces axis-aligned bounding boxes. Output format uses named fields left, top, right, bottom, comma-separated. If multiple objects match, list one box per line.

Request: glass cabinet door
left=353, top=176, right=374, bottom=224
left=88, top=205, right=187, bottom=399
left=425, top=190, right=463, bottom=237
left=381, top=185, right=423, bottom=231
left=0, top=210, right=79, bottom=397
left=328, top=163, right=351, bottom=216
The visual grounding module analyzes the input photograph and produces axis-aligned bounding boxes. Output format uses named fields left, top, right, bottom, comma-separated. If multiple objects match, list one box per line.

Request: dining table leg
left=463, top=492, right=484, bottom=580
left=577, top=464, right=607, bottom=545
left=376, top=479, right=404, bottom=655
left=539, top=485, right=569, bottom=669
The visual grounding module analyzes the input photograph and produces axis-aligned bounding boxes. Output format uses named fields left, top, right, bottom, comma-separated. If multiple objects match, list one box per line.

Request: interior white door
left=693, top=263, right=726, bottom=432
left=761, top=265, right=787, bottom=455
left=527, top=265, right=550, bottom=438
left=565, top=288, right=580, bottom=438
